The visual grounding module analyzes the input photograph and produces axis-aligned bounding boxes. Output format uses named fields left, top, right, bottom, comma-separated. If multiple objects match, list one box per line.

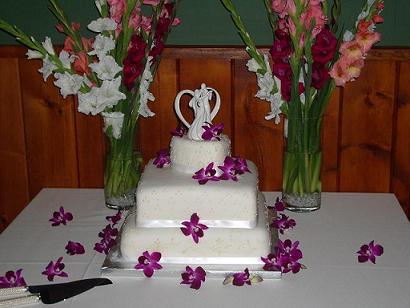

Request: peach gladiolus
left=355, top=31, right=381, bottom=54
left=329, top=60, right=350, bottom=87
left=339, top=40, right=363, bottom=60
left=346, top=57, right=365, bottom=80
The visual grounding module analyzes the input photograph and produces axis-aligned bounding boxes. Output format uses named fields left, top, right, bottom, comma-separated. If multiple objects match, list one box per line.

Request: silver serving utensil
left=0, top=278, right=112, bottom=306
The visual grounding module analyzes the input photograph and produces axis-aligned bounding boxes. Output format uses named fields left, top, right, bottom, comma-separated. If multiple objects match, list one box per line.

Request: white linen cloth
left=0, top=189, right=409, bottom=307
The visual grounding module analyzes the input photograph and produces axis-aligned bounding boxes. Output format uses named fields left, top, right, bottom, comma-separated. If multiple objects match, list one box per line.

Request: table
left=1, top=189, right=409, bottom=308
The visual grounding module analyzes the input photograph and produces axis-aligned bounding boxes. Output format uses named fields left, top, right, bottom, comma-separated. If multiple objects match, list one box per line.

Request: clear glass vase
left=104, top=151, right=142, bottom=210
left=282, top=116, right=323, bottom=212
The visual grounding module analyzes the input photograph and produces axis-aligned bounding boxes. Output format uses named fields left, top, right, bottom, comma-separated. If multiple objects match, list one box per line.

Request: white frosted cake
left=118, top=84, right=273, bottom=268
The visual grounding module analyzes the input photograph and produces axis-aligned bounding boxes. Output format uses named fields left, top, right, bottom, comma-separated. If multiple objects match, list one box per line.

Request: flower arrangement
left=0, top=0, right=180, bottom=209
left=221, top=0, right=384, bottom=211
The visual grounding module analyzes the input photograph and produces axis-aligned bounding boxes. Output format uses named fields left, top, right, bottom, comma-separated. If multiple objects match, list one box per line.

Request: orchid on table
left=221, top=0, right=384, bottom=212
left=0, top=0, right=180, bottom=209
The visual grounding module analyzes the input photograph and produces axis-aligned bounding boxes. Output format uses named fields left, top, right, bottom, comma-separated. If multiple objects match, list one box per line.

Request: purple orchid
left=65, top=241, right=85, bottom=255
left=153, top=148, right=171, bottom=168
left=357, top=240, right=384, bottom=264
left=42, top=257, right=68, bottom=281
left=134, top=251, right=162, bottom=278
left=232, top=156, right=250, bottom=175
left=262, top=239, right=304, bottom=274
left=49, top=206, right=73, bottom=226
left=232, top=268, right=251, bottom=286
left=171, top=123, right=187, bottom=138
left=268, top=197, right=285, bottom=212
left=271, top=213, right=296, bottom=234
left=192, top=162, right=219, bottom=185
left=106, top=210, right=122, bottom=225
left=0, top=269, right=26, bottom=288
left=180, top=266, right=206, bottom=290
left=181, top=213, right=209, bottom=244
left=218, top=157, right=239, bottom=181
left=201, top=122, right=224, bottom=141
left=94, top=224, right=119, bottom=255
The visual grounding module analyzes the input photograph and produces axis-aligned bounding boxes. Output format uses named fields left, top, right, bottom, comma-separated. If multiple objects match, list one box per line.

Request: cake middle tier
left=121, top=192, right=271, bottom=265
left=136, top=160, right=259, bottom=228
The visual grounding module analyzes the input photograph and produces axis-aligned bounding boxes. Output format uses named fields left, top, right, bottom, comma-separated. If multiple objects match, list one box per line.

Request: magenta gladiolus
left=0, top=269, right=26, bottom=288
left=134, top=251, right=162, bottom=277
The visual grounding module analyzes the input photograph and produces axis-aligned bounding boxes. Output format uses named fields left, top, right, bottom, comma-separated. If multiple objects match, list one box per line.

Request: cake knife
left=0, top=277, right=112, bottom=306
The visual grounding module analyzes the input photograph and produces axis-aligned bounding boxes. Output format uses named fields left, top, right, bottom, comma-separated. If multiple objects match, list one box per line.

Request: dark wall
left=0, top=0, right=408, bottom=46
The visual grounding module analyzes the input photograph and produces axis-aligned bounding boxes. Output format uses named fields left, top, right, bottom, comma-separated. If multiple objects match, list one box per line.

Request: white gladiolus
left=38, top=55, right=57, bottom=81
left=78, top=76, right=126, bottom=115
left=89, top=55, right=122, bottom=80
left=102, top=111, right=124, bottom=139
left=26, top=49, right=43, bottom=59
left=42, top=37, right=55, bottom=55
left=343, top=30, right=354, bottom=42
left=255, top=71, right=275, bottom=101
left=58, top=50, right=75, bottom=69
left=88, top=18, right=117, bottom=33
left=53, top=72, right=83, bottom=98
left=88, top=34, right=115, bottom=59
left=246, top=58, right=260, bottom=73
left=95, top=0, right=106, bottom=15
left=138, top=57, right=156, bottom=117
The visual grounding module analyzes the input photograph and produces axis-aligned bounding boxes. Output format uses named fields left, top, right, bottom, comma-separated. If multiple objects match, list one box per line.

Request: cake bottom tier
left=119, top=192, right=273, bottom=265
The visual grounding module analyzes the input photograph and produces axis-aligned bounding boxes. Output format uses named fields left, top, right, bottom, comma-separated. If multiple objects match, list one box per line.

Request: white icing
left=136, top=159, right=258, bottom=227
left=120, top=193, right=270, bottom=262
left=170, top=135, right=231, bottom=174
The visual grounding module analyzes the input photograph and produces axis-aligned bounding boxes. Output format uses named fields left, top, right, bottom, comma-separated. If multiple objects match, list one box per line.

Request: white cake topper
left=174, top=83, right=221, bottom=141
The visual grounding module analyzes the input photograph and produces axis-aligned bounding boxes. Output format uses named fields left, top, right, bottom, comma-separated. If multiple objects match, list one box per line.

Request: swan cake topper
left=174, top=83, right=221, bottom=141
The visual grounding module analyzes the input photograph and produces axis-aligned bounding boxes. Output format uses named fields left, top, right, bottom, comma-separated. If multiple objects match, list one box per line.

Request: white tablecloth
left=1, top=189, right=409, bottom=308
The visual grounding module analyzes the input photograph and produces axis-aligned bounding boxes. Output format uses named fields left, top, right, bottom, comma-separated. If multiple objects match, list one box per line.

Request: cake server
left=0, top=277, right=112, bottom=306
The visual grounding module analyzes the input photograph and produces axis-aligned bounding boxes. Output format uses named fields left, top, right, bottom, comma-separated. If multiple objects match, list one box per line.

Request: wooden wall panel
left=392, top=61, right=410, bottom=217
left=339, top=60, right=396, bottom=192
left=0, top=58, right=29, bottom=229
left=19, top=59, right=79, bottom=198
left=233, top=59, right=284, bottom=192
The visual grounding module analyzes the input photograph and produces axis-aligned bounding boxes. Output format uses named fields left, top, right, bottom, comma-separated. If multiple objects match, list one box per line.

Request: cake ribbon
left=136, top=219, right=257, bottom=229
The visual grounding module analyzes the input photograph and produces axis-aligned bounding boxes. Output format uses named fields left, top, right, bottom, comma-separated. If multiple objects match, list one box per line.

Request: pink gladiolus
left=302, top=4, right=326, bottom=37
left=271, top=0, right=289, bottom=17
left=107, top=0, right=126, bottom=24
left=129, top=6, right=142, bottom=30
left=355, top=31, right=381, bottom=54
left=73, top=52, right=91, bottom=76
left=63, top=36, right=75, bottom=54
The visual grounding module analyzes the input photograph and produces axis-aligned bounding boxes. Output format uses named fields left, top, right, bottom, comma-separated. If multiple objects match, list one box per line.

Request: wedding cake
left=119, top=84, right=273, bottom=268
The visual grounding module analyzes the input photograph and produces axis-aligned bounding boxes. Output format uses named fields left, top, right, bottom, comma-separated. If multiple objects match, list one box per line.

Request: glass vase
left=282, top=116, right=323, bottom=212
left=104, top=151, right=142, bottom=210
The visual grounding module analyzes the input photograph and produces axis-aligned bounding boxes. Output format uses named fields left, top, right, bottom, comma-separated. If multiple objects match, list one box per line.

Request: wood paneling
left=0, top=58, right=29, bottom=228
left=339, top=60, right=396, bottom=192
left=0, top=46, right=409, bottom=230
